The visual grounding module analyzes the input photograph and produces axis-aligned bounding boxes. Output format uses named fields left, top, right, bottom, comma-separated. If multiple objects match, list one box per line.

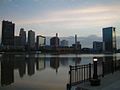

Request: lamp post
left=93, top=58, right=98, bottom=79
left=90, top=57, right=100, bottom=86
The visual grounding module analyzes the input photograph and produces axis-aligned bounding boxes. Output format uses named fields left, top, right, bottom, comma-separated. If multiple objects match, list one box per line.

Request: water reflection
left=1, top=54, right=14, bottom=86
left=0, top=53, right=82, bottom=87
left=36, top=57, right=46, bottom=71
left=50, top=57, right=59, bottom=73
left=27, top=55, right=35, bottom=76
left=1, top=53, right=119, bottom=90
left=103, top=55, right=117, bottom=75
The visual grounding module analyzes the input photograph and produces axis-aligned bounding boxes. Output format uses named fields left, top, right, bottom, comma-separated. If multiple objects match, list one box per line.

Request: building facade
left=50, top=33, right=60, bottom=47
left=1, top=20, right=15, bottom=47
left=60, top=40, right=68, bottom=47
left=28, top=30, right=35, bottom=49
left=93, top=41, right=103, bottom=53
left=103, top=27, right=116, bottom=53
left=19, top=28, right=26, bottom=47
left=14, top=36, right=21, bottom=46
left=36, top=35, right=46, bottom=50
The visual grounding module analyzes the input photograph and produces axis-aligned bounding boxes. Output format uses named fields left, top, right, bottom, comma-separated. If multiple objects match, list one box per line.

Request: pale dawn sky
left=0, top=0, right=120, bottom=37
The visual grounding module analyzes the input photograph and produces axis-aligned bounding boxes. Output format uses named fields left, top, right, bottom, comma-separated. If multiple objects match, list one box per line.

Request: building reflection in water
left=103, top=55, right=117, bottom=75
left=27, top=54, right=35, bottom=76
left=1, top=53, right=47, bottom=87
left=50, top=57, right=60, bottom=74
left=73, top=54, right=81, bottom=66
left=35, top=57, right=46, bottom=71
left=1, top=54, right=14, bottom=86
left=60, top=57, right=68, bottom=66
left=14, top=54, right=26, bottom=78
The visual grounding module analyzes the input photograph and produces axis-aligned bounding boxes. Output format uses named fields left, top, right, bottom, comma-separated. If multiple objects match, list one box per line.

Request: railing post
left=68, top=65, right=72, bottom=90
left=89, top=63, right=91, bottom=80
left=102, top=61, right=104, bottom=77
left=67, top=84, right=71, bottom=90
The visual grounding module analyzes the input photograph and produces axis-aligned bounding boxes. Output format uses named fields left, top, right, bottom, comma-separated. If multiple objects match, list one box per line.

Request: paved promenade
left=72, top=71, right=120, bottom=90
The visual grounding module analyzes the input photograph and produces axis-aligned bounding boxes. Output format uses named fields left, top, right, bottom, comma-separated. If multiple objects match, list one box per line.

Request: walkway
left=72, top=70, right=120, bottom=90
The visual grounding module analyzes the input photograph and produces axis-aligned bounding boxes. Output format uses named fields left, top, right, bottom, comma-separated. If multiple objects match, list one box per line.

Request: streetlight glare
left=93, top=58, right=98, bottom=61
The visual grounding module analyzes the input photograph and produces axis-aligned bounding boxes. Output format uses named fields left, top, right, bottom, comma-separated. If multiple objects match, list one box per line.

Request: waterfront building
left=103, top=27, right=116, bottom=53
left=14, top=36, right=22, bottom=47
left=72, top=34, right=81, bottom=50
left=19, top=28, right=26, bottom=47
left=93, top=41, right=103, bottom=53
left=72, top=41, right=81, bottom=50
left=28, top=30, right=35, bottom=49
left=36, top=35, right=46, bottom=50
left=50, top=33, right=60, bottom=47
left=1, top=20, right=15, bottom=47
left=60, top=40, right=68, bottom=47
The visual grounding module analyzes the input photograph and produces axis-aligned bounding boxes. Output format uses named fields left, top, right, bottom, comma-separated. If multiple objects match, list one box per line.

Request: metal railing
left=69, top=63, right=92, bottom=86
left=67, top=59, right=120, bottom=90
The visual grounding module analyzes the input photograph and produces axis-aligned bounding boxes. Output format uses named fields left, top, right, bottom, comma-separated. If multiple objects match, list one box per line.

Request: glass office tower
left=103, top=27, right=116, bottom=53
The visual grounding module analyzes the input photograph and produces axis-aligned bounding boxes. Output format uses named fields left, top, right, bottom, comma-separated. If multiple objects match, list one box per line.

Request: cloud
left=17, top=5, right=120, bottom=27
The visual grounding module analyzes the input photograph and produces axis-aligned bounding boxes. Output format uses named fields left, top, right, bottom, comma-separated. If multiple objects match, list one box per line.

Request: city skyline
left=0, top=0, right=120, bottom=37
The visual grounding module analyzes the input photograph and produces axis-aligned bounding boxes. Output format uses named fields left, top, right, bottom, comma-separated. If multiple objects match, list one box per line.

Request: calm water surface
left=0, top=53, right=120, bottom=90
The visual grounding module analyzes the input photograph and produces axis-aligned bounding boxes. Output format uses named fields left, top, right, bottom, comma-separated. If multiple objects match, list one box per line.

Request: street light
left=90, top=57, right=100, bottom=86
left=93, top=58, right=98, bottom=62
left=93, top=58, right=98, bottom=79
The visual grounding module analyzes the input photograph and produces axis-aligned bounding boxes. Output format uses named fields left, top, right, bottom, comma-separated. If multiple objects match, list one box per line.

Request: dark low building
left=36, top=35, right=46, bottom=50
left=93, top=41, right=103, bottom=53
left=50, top=33, right=60, bottom=48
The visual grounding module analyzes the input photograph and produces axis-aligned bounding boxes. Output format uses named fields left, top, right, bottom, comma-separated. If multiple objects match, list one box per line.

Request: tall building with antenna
left=50, top=33, right=60, bottom=48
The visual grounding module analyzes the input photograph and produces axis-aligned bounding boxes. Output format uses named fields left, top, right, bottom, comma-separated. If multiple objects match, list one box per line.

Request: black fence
left=69, top=64, right=92, bottom=86
left=67, top=59, right=120, bottom=90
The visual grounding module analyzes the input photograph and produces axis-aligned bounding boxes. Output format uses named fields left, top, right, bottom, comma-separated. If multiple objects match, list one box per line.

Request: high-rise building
left=60, top=40, right=68, bottom=47
left=19, top=28, right=26, bottom=46
left=50, top=33, right=60, bottom=47
left=1, top=20, right=15, bottom=46
left=103, top=27, right=116, bottom=53
left=28, top=30, right=35, bottom=49
left=36, top=35, right=46, bottom=49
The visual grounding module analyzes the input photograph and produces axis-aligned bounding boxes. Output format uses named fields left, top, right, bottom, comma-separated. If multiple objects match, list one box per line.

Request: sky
left=0, top=0, right=120, bottom=37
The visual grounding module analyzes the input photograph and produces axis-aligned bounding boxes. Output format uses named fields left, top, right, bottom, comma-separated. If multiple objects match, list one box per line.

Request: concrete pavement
left=72, top=70, right=120, bottom=90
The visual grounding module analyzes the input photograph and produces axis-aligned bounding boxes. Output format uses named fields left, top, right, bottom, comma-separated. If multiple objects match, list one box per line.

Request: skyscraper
left=28, top=30, right=35, bottom=49
left=19, top=28, right=26, bottom=47
left=1, top=20, right=15, bottom=46
left=103, top=27, right=116, bottom=53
